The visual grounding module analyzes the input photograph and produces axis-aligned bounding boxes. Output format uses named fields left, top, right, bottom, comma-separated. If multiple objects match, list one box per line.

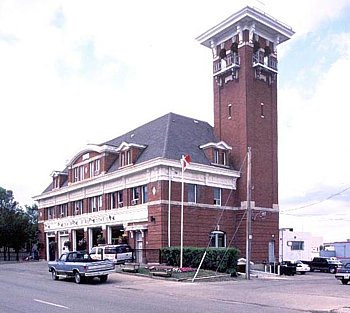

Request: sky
left=1, top=0, right=350, bottom=243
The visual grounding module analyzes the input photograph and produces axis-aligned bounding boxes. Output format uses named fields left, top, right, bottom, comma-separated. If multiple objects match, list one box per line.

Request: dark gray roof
left=41, top=112, right=220, bottom=194
left=104, top=112, right=218, bottom=168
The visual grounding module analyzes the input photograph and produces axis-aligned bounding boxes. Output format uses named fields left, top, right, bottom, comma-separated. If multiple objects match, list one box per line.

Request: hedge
left=160, top=247, right=240, bottom=273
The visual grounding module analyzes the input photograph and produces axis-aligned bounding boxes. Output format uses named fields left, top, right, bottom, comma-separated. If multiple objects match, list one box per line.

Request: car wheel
left=341, top=279, right=349, bottom=285
left=74, top=272, right=82, bottom=284
left=300, top=272, right=306, bottom=275
left=99, top=275, right=108, bottom=282
left=51, top=269, right=58, bottom=281
left=329, top=267, right=336, bottom=274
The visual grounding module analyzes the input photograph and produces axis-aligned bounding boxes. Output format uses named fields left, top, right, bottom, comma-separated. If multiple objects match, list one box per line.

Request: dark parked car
left=280, top=261, right=297, bottom=276
left=303, top=257, right=342, bottom=274
left=335, top=262, right=350, bottom=284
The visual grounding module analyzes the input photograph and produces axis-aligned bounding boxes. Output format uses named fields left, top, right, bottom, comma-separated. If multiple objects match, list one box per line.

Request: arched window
left=209, top=230, right=226, bottom=248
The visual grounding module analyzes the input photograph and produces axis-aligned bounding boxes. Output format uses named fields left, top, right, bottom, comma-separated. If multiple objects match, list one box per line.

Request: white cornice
left=200, top=141, right=232, bottom=150
left=33, top=158, right=240, bottom=203
left=196, top=6, right=294, bottom=48
left=66, top=144, right=118, bottom=167
left=116, top=141, right=146, bottom=152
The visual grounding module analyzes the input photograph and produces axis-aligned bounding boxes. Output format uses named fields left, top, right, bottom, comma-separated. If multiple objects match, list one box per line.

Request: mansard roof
left=40, top=112, right=234, bottom=194
left=103, top=112, right=218, bottom=169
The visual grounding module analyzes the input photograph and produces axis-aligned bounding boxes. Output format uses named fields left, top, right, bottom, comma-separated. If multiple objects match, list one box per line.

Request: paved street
left=1, top=261, right=350, bottom=313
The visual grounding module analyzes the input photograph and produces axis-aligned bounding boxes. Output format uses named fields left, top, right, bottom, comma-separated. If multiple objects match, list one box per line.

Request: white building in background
left=279, top=228, right=323, bottom=262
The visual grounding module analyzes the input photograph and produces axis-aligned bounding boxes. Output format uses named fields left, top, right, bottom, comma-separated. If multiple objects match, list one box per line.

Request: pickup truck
left=302, top=257, right=343, bottom=274
left=335, top=263, right=350, bottom=284
left=48, top=251, right=115, bottom=284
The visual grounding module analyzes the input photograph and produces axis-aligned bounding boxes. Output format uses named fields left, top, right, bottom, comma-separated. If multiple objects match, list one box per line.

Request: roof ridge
left=162, top=113, right=173, bottom=157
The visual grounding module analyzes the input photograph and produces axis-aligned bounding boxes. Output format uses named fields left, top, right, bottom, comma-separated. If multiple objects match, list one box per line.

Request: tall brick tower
left=197, top=7, right=294, bottom=262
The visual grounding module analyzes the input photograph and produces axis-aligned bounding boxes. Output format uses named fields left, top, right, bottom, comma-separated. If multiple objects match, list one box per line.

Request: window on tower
left=260, top=102, right=265, bottom=118
left=228, top=104, right=232, bottom=119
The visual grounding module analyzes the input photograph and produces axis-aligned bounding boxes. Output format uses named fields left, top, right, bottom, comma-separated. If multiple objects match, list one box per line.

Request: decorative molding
left=43, top=206, right=148, bottom=232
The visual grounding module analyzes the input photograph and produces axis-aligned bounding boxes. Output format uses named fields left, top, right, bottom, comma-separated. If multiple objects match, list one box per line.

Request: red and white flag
left=181, top=154, right=191, bottom=171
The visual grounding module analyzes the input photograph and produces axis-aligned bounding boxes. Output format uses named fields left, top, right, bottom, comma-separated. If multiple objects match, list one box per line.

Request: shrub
left=160, top=247, right=240, bottom=273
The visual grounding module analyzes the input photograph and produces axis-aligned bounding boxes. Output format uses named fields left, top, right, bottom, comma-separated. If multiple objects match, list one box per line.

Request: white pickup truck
left=90, top=244, right=133, bottom=264
left=48, top=251, right=115, bottom=284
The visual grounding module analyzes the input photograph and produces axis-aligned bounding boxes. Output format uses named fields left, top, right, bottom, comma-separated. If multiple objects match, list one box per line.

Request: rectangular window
left=89, top=196, right=102, bottom=212
left=89, top=161, right=94, bottom=178
left=74, top=200, right=83, bottom=215
left=59, top=204, right=68, bottom=217
left=79, top=166, right=84, bottom=181
left=74, top=167, right=79, bottom=182
left=97, top=195, right=102, bottom=210
left=213, top=188, right=221, bottom=206
left=48, top=207, right=55, bottom=219
left=94, top=159, right=100, bottom=174
left=141, top=185, right=148, bottom=204
left=291, top=241, right=304, bottom=251
left=213, top=149, right=227, bottom=166
left=188, top=184, right=197, bottom=203
left=110, top=192, right=116, bottom=209
left=121, top=150, right=132, bottom=167
left=118, top=191, right=123, bottom=207
left=131, top=187, right=139, bottom=205
left=53, top=177, right=59, bottom=189
left=214, top=150, right=219, bottom=163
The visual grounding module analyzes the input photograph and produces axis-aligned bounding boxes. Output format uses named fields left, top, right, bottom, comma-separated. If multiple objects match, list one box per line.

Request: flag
left=181, top=154, right=191, bottom=171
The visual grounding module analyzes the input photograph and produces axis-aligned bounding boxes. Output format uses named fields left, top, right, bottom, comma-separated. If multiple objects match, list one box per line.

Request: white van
left=90, top=244, right=133, bottom=265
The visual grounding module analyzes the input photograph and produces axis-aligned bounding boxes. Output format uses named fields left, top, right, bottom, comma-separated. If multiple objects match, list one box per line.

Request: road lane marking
left=33, top=299, right=69, bottom=309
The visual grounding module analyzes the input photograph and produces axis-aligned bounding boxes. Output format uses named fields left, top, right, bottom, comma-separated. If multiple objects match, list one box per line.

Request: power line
left=280, top=185, right=350, bottom=213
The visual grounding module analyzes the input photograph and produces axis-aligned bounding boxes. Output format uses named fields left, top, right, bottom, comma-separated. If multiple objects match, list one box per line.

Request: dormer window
left=50, top=171, right=68, bottom=189
left=116, top=141, right=146, bottom=168
left=214, top=149, right=227, bottom=166
left=121, top=150, right=131, bottom=167
left=89, top=159, right=101, bottom=178
left=73, top=165, right=84, bottom=182
left=53, top=177, right=59, bottom=189
left=200, top=141, right=231, bottom=168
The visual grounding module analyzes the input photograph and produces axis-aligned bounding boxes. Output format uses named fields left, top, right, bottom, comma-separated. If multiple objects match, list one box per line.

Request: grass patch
left=136, top=267, right=234, bottom=282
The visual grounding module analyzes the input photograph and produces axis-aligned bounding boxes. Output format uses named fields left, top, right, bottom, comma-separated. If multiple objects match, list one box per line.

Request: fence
left=0, top=249, right=29, bottom=261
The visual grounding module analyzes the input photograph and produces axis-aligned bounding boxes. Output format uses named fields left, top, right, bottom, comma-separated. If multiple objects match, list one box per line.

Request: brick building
left=34, top=6, right=294, bottom=263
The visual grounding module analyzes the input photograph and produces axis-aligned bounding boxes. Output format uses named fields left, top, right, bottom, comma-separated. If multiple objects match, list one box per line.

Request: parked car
left=294, top=260, right=310, bottom=274
left=335, top=262, right=350, bottom=284
left=48, top=251, right=115, bottom=284
left=302, top=257, right=343, bottom=274
left=90, top=244, right=133, bottom=264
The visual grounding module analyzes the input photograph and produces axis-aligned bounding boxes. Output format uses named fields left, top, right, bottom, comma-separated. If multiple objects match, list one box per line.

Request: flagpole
left=180, top=162, right=184, bottom=268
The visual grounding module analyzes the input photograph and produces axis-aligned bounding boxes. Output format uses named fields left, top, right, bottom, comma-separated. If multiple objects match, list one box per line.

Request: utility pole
left=246, top=147, right=252, bottom=280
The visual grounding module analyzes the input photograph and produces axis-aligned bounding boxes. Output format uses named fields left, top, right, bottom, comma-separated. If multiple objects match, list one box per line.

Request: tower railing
left=252, top=51, right=278, bottom=73
left=213, top=53, right=240, bottom=75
